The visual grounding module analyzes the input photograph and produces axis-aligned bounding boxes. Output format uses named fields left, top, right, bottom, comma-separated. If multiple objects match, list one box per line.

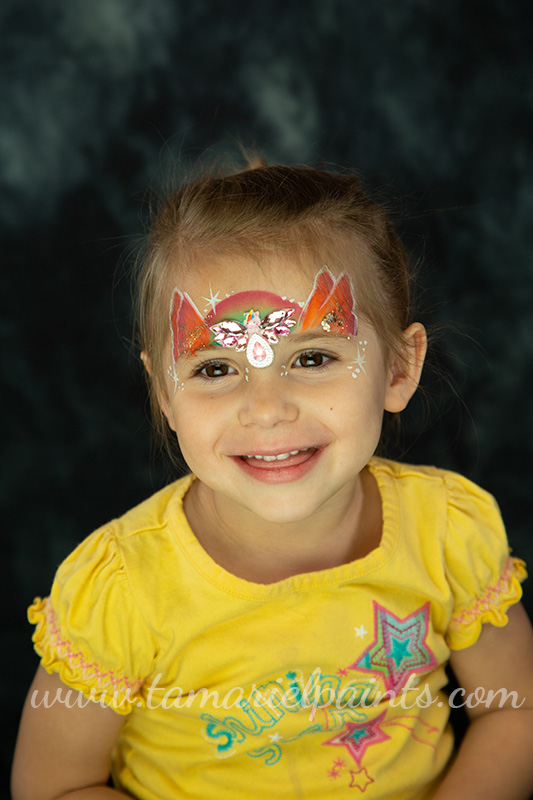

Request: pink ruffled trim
left=29, top=596, right=143, bottom=695
left=449, top=556, right=526, bottom=633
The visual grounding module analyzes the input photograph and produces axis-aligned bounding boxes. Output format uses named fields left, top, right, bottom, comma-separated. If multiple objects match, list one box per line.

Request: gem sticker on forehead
left=210, top=292, right=299, bottom=368
left=299, top=266, right=358, bottom=337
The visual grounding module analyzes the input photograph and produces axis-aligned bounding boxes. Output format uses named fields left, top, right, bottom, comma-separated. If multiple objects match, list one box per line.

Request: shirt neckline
left=168, top=457, right=399, bottom=600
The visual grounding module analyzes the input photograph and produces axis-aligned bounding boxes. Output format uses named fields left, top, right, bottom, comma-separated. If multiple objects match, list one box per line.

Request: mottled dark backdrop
left=3, top=0, right=533, bottom=785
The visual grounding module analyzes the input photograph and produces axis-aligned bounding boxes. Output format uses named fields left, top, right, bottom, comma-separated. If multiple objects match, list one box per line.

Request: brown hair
left=135, top=160, right=415, bottom=449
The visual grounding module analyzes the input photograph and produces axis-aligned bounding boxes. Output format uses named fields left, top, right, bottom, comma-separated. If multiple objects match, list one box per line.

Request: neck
left=183, top=467, right=382, bottom=584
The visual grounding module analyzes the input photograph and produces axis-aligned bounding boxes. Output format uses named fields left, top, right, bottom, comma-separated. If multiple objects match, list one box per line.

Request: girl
left=12, top=162, right=533, bottom=800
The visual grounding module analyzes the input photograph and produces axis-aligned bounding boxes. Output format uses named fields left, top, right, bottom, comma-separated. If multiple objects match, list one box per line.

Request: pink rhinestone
left=252, top=339, right=267, bottom=362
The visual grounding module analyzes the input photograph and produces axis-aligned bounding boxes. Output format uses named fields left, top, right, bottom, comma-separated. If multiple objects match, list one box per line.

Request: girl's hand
left=11, top=666, right=128, bottom=800
left=433, top=602, right=533, bottom=800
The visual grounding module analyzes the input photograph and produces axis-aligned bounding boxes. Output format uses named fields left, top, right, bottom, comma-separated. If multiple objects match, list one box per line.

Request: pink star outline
left=349, top=602, right=438, bottom=693
left=349, top=767, right=374, bottom=792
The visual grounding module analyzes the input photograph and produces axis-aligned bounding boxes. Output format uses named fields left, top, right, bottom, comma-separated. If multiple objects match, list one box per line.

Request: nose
left=238, top=371, right=299, bottom=428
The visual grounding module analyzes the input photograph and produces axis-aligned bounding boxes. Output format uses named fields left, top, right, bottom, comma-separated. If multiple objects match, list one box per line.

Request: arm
left=12, top=666, right=129, bottom=800
left=433, top=602, right=533, bottom=800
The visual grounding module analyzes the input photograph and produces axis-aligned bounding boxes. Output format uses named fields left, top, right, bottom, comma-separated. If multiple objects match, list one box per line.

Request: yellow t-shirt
left=29, top=458, right=526, bottom=800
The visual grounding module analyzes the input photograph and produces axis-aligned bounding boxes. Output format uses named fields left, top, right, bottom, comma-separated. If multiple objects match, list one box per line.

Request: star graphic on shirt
left=328, top=767, right=342, bottom=779
left=349, top=602, right=437, bottom=693
left=202, top=283, right=222, bottom=313
left=268, top=732, right=283, bottom=743
left=337, top=667, right=349, bottom=677
left=349, top=767, right=374, bottom=791
left=354, top=624, right=368, bottom=638
left=322, top=710, right=390, bottom=765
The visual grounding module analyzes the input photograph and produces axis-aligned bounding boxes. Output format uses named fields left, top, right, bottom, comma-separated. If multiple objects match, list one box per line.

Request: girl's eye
left=293, top=351, right=334, bottom=369
left=194, top=360, right=236, bottom=379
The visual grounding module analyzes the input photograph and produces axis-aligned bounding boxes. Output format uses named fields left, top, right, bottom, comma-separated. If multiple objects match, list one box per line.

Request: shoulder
left=45, top=474, right=193, bottom=590
left=26, top=477, right=194, bottom=711
left=370, top=456, right=498, bottom=516
left=370, top=456, right=513, bottom=570
left=111, top=473, right=194, bottom=543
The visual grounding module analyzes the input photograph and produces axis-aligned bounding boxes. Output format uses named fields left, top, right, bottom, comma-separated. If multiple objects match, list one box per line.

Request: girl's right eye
left=193, top=360, right=237, bottom=379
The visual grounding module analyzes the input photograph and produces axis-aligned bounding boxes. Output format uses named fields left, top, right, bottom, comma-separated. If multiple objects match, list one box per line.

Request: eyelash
left=292, top=350, right=338, bottom=371
left=191, top=349, right=339, bottom=380
left=192, top=359, right=236, bottom=380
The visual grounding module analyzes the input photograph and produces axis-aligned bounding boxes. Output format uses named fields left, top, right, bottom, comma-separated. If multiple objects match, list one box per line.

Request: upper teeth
left=246, top=448, right=309, bottom=461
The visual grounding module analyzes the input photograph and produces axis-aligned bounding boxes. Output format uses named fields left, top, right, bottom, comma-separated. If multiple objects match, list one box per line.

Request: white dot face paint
left=347, top=340, right=368, bottom=379
left=168, top=363, right=184, bottom=394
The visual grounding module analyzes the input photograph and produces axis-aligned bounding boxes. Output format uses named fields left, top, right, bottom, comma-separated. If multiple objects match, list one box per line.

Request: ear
left=384, top=323, right=427, bottom=413
left=140, top=351, right=177, bottom=432
left=140, top=350, right=152, bottom=376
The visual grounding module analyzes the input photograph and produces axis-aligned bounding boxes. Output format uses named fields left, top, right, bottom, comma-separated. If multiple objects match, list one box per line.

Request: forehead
left=177, top=252, right=320, bottom=309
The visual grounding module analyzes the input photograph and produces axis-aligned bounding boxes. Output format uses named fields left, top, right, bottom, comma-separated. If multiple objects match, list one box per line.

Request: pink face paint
left=209, top=297, right=298, bottom=368
left=170, top=289, right=301, bottom=367
left=168, top=268, right=358, bottom=370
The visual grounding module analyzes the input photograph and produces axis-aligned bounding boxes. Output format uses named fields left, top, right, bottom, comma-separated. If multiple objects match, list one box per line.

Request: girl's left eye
left=293, top=351, right=335, bottom=369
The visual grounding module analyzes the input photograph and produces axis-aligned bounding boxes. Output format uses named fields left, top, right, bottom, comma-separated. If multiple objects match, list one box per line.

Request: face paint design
left=347, top=340, right=368, bottom=379
left=170, top=289, right=301, bottom=368
left=167, top=362, right=184, bottom=392
left=168, top=266, right=359, bottom=374
left=300, top=267, right=358, bottom=337
left=210, top=306, right=297, bottom=368
left=169, top=290, right=211, bottom=362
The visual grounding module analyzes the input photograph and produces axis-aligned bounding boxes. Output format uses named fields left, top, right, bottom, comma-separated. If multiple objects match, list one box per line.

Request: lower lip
left=232, top=448, right=322, bottom=484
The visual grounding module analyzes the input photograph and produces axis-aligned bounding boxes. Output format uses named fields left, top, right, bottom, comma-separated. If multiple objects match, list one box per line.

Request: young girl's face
left=159, top=253, right=420, bottom=526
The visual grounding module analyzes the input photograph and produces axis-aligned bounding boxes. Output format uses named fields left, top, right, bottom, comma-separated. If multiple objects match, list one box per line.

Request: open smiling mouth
left=234, top=448, right=321, bottom=482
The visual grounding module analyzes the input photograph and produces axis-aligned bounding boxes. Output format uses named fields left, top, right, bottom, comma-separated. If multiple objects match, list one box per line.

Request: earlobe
left=384, top=323, right=427, bottom=413
left=140, top=350, right=152, bottom=376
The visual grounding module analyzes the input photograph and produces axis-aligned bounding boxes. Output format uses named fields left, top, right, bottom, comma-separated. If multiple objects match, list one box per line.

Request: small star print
left=354, top=625, right=368, bottom=638
left=349, top=767, right=374, bottom=791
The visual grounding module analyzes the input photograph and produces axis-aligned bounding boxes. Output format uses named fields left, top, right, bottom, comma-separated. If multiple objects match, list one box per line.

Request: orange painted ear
left=170, top=289, right=210, bottom=360
left=299, top=268, right=334, bottom=331
left=300, top=267, right=358, bottom=336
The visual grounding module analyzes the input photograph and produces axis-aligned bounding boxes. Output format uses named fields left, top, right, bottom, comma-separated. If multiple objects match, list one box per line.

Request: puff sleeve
left=444, top=472, right=527, bottom=651
left=28, top=526, right=156, bottom=714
